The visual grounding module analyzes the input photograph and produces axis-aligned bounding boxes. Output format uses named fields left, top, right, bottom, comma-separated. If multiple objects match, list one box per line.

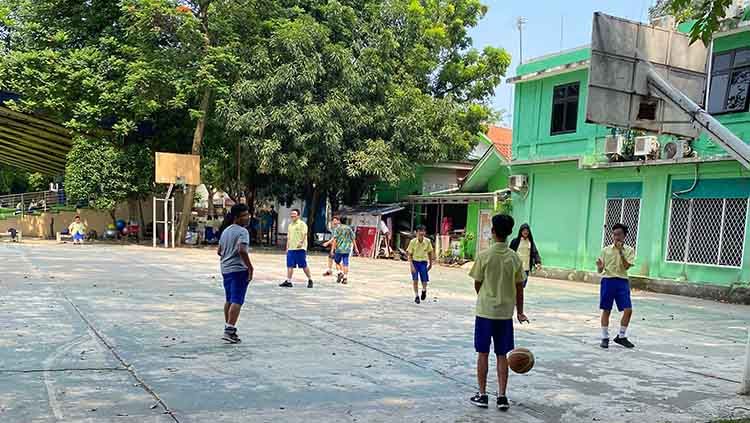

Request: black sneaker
left=469, top=393, right=488, bottom=408
left=497, top=396, right=509, bottom=411
left=421, top=290, right=427, bottom=301
left=613, top=336, right=635, bottom=348
left=341, top=278, right=348, bottom=285
left=415, top=296, right=420, bottom=304
left=222, top=328, right=241, bottom=344
left=336, top=273, right=344, bottom=284
left=307, top=279, right=314, bottom=288
left=600, top=338, right=609, bottom=349
left=279, top=280, right=293, bottom=288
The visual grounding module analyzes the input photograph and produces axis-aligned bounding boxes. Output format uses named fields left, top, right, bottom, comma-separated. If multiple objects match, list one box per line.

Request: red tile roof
left=486, top=125, right=512, bottom=160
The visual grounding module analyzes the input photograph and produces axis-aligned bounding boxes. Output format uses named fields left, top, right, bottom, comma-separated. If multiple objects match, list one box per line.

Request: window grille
left=602, top=198, right=641, bottom=249
left=666, top=198, right=748, bottom=267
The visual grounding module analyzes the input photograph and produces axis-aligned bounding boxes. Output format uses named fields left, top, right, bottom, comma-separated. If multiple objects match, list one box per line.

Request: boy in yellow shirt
left=469, top=214, right=528, bottom=411
left=596, top=223, right=636, bottom=349
left=68, top=216, right=86, bottom=245
left=406, top=225, right=434, bottom=304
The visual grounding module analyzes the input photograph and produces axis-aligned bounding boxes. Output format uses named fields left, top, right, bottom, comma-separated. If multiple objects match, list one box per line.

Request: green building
left=504, top=25, right=750, bottom=299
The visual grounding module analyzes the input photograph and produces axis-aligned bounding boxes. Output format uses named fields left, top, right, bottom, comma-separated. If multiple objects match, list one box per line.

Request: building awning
left=0, top=105, right=73, bottom=174
left=507, top=59, right=589, bottom=84
left=405, top=189, right=510, bottom=204
left=339, top=204, right=405, bottom=216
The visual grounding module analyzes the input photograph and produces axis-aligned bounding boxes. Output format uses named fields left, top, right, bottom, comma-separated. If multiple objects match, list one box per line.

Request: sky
left=469, top=0, right=657, bottom=126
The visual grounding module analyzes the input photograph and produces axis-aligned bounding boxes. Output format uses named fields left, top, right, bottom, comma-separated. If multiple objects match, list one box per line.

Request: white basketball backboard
left=587, top=12, right=709, bottom=138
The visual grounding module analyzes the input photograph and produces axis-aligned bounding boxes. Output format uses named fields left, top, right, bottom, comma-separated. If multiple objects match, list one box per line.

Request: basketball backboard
left=155, top=152, right=201, bottom=185
left=587, top=12, right=709, bottom=138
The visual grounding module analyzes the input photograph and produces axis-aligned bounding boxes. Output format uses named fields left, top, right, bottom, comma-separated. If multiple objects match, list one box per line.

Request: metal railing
left=0, top=190, right=64, bottom=214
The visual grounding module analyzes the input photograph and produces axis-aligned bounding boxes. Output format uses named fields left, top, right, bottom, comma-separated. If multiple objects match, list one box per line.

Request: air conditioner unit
left=509, top=175, right=527, bottom=191
left=634, top=136, right=659, bottom=156
left=604, top=135, right=625, bottom=156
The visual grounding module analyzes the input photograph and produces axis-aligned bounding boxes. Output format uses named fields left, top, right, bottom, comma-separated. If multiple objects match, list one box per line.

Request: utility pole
left=516, top=17, right=527, bottom=64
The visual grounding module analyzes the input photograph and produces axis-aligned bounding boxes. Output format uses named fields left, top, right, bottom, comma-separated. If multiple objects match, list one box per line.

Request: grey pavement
left=1, top=242, right=750, bottom=422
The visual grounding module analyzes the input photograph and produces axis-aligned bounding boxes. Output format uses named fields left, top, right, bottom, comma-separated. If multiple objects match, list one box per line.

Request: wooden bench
left=56, top=232, right=73, bottom=242
left=0, top=230, right=22, bottom=242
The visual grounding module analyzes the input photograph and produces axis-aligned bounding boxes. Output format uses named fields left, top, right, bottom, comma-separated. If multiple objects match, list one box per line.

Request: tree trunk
left=306, top=187, right=321, bottom=250
left=138, top=198, right=146, bottom=240
left=176, top=87, right=211, bottom=245
left=206, top=187, right=216, bottom=218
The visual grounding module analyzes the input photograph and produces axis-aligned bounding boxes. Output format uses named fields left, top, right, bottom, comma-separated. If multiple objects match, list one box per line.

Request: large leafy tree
left=220, top=0, right=510, bottom=237
left=65, top=137, right=153, bottom=222
left=0, top=0, right=260, bottom=243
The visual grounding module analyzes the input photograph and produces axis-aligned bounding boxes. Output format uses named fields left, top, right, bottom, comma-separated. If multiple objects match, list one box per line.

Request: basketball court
left=1, top=242, right=749, bottom=422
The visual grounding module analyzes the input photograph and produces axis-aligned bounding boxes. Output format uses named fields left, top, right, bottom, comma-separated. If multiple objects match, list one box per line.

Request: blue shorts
left=474, top=317, right=515, bottom=355
left=411, top=261, right=429, bottom=283
left=286, top=250, right=308, bottom=269
left=223, top=270, right=249, bottom=305
left=334, top=252, right=350, bottom=267
left=600, top=277, right=632, bottom=311
left=73, top=233, right=84, bottom=241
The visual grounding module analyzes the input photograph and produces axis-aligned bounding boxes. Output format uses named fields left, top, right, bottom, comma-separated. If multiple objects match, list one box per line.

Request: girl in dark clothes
left=509, top=223, right=541, bottom=288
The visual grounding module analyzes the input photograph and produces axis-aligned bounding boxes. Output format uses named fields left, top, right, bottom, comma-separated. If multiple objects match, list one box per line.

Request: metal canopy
left=405, top=189, right=510, bottom=204
left=0, top=106, right=73, bottom=174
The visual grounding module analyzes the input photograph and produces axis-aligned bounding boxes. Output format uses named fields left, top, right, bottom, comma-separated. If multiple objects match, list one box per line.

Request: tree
left=219, top=0, right=511, bottom=240
left=660, top=0, right=734, bottom=44
left=65, top=137, right=153, bottom=223
left=0, top=164, right=29, bottom=195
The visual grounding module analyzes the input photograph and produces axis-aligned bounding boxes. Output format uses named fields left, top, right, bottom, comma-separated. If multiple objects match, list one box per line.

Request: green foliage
left=64, top=137, right=153, bottom=215
left=0, top=165, right=29, bottom=194
left=663, top=0, right=732, bottom=44
left=219, top=0, right=510, bottom=203
left=26, top=172, right=47, bottom=192
left=494, top=198, right=512, bottom=215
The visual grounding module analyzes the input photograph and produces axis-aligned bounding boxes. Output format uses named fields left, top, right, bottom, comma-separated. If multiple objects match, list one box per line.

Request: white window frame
left=664, top=197, right=749, bottom=269
left=601, top=197, right=642, bottom=251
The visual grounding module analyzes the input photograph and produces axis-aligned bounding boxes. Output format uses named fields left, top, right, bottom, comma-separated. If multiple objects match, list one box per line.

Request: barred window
left=666, top=198, right=748, bottom=267
left=602, top=198, right=641, bottom=249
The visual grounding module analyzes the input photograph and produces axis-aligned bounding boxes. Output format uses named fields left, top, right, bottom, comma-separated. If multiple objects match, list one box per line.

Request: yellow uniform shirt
left=599, top=244, right=636, bottom=279
left=407, top=238, right=433, bottom=262
left=517, top=238, right=531, bottom=272
left=68, top=222, right=86, bottom=235
left=287, top=219, right=308, bottom=251
left=470, top=242, right=525, bottom=320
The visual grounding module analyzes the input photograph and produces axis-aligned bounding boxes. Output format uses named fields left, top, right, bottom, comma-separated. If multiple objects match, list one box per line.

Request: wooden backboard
left=155, top=152, right=201, bottom=185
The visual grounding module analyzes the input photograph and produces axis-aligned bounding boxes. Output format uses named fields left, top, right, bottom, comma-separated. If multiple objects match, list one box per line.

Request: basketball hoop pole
left=740, top=328, right=750, bottom=395
left=641, top=56, right=750, bottom=169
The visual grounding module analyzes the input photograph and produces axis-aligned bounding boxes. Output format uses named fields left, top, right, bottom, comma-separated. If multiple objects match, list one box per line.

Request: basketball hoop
left=153, top=152, right=201, bottom=248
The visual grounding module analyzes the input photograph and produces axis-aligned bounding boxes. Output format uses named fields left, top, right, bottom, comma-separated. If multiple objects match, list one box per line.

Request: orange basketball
left=507, top=347, right=534, bottom=374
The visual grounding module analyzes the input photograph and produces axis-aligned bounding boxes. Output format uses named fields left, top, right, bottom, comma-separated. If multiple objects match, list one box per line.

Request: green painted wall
left=511, top=161, right=750, bottom=287
left=512, top=69, right=609, bottom=161
left=376, top=167, right=424, bottom=203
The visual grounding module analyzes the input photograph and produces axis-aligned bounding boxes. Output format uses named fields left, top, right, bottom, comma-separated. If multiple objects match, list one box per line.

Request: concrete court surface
left=1, top=242, right=750, bottom=423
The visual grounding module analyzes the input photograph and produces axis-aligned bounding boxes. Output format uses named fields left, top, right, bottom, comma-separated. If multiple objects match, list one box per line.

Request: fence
left=0, top=190, right=65, bottom=214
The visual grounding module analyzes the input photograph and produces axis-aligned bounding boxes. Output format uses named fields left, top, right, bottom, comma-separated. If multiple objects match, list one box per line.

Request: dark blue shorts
left=600, top=277, right=632, bottom=311
left=474, top=317, right=514, bottom=355
left=223, top=270, right=249, bottom=305
left=286, top=250, right=308, bottom=268
left=411, top=261, right=429, bottom=283
left=73, top=233, right=84, bottom=241
left=334, top=252, right=350, bottom=266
